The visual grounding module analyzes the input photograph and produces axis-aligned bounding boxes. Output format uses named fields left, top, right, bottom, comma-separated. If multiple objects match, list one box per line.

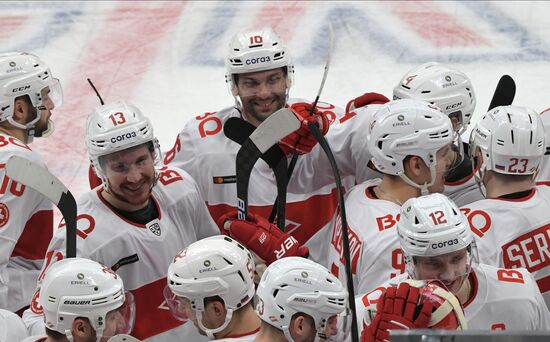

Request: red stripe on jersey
left=536, top=181, right=550, bottom=186
left=536, top=274, right=550, bottom=294
left=11, top=210, right=53, bottom=260
left=130, top=277, right=184, bottom=340
left=386, top=2, right=486, bottom=47
left=207, top=188, right=339, bottom=245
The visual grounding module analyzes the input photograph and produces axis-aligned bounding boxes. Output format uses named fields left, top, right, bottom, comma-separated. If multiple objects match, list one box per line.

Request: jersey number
left=109, top=112, right=126, bottom=126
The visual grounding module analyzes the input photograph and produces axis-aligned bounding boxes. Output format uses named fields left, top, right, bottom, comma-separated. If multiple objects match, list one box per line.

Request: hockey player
left=166, top=235, right=260, bottom=341
left=348, top=62, right=479, bottom=206
left=164, top=27, right=341, bottom=264
left=22, top=257, right=135, bottom=342
left=461, top=105, right=550, bottom=307
left=254, top=257, right=349, bottom=342
left=327, top=99, right=456, bottom=295
left=0, top=52, right=63, bottom=313
left=360, top=193, right=550, bottom=338
left=24, top=100, right=219, bottom=341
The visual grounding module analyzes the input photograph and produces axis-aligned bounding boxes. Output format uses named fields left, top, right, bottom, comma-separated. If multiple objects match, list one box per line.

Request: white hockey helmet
left=85, top=100, right=161, bottom=182
left=0, top=52, right=62, bottom=138
left=470, top=105, right=545, bottom=177
left=367, top=99, right=455, bottom=193
left=39, top=258, right=135, bottom=342
left=393, top=62, right=476, bottom=134
left=397, top=193, right=478, bottom=279
left=166, top=235, right=255, bottom=339
left=256, top=257, right=348, bottom=342
left=225, top=27, right=294, bottom=97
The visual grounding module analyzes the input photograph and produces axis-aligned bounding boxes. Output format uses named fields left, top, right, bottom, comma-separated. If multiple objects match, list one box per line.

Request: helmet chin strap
left=196, top=308, right=235, bottom=340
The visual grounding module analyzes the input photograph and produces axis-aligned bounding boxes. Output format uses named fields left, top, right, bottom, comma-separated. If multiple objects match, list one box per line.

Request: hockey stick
left=307, top=122, right=359, bottom=342
left=236, top=108, right=300, bottom=220
left=488, top=75, right=515, bottom=111
left=273, top=22, right=335, bottom=220
left=224, top=117, right=288, bottom=230
left=6, top=156, right=77, bottom=258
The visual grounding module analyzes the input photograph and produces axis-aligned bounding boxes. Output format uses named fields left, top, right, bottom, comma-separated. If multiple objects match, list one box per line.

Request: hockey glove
left=217, top=211, right=309, bottom=265
left=362, top=282, right=433, bottom=342
left=346, top=92, right=389, bottom=113
left=279, top=102, right=330, bottom=155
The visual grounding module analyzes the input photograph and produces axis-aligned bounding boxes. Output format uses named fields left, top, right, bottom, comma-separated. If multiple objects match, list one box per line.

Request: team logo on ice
left=147, top=221, right=162, bottom=236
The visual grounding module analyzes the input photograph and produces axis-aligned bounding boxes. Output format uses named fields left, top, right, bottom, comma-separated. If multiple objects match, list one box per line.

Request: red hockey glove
left=217, top=211, right=309, bottom=265
left=279, top=102, right=330, bottom=155
left=346, top=92, right=389, bottom=113
left=362, top=282, right=433, bottom=342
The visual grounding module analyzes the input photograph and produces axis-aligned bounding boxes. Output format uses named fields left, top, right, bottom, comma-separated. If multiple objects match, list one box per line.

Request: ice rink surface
left=1, top=0, right=550, bottom=201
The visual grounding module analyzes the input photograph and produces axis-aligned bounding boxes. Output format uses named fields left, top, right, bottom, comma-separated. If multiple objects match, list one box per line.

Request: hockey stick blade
left=224, top=117, right=288, bottom=229
left=236, top=108, right=300, bottom=220
left=488, top=75, right=516, bottom=111
left=307, top=122, right=359, bottom=342
left=248, top=109, right=300, bottom=153
left=6, top=156, right=77, bottom=258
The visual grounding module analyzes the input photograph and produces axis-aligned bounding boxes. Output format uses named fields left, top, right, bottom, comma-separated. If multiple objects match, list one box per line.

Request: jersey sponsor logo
left=330, top=213, right=362, bottom=274
left=212, top=175, right=236, bottom=184
left=245, top=56, right=271, bottom=65
left=0, top=202, right=9, bottom=227
left=502, top=223, right=550, bottom=272
left=110, top=131, right=137, bottom=143
left=431, top=238, right=460, bottom=250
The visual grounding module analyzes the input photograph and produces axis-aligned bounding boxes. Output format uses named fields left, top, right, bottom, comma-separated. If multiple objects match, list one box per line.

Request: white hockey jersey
left=0, top=133, right=54, bottom=311
left=327, top=179, right=406, bottom=295
left=356, top=263, right=550, bottom=335
left=461, top=186, right=550, bottom=308
left=165, top=100, right=365, bottom=264
left=24, top=166, right=219, bottom=341
left=536, top=108, right=550, bottom=185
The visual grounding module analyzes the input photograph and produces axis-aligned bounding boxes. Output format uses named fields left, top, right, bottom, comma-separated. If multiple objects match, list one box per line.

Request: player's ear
left=72, top=317, right=94, bottom=338
left=13, top=96, right=29, bottom=121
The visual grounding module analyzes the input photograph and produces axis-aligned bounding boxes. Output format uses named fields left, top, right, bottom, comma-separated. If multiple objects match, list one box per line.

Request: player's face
left=35, top=86, right=55, bottom=135
left=236, top=68, right=287, bottom=126
left=427, top=143, right=454, bottom=193
left=414, top=249, right=469, bottom=294
left=103, top=144, right=155, bottom=211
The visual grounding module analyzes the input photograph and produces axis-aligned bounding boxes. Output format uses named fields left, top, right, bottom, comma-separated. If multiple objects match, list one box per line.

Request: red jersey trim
left=95, top=187, right=162, bottom=228
left=462, top=270, right=478, bottom=309
left=488, top=188, right=536, bottom=202
left=224, top=326, right=261, bottom=338
left=11, top=210, right=54, bottom=260
left=536, top=181, right=550, bottom=186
